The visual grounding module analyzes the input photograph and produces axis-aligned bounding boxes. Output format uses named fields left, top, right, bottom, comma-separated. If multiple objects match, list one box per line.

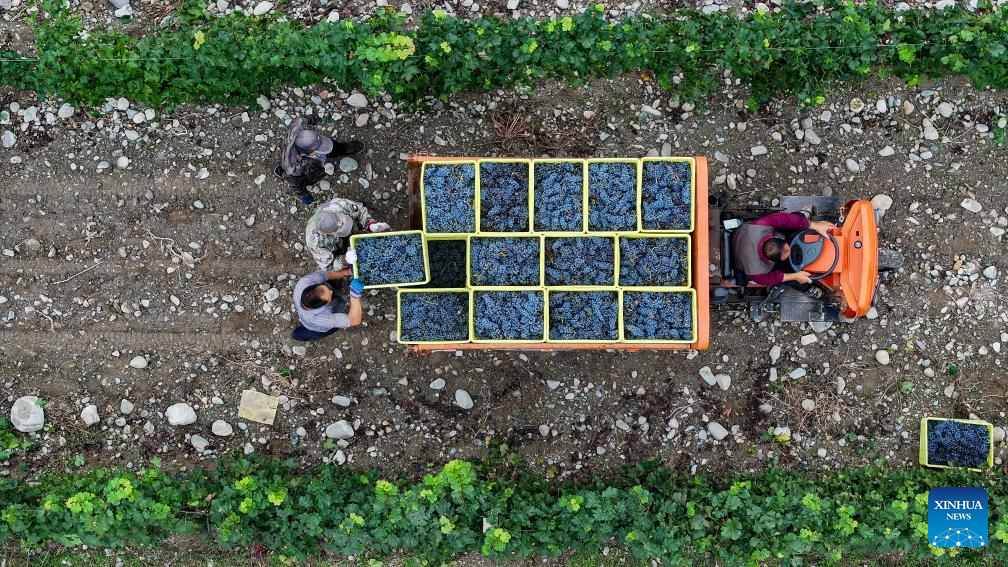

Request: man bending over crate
left=291, top=272, right=365, bottom=341
left=305, top=197, right=391, bottom=272
left=276, top=114, right=365, bottom=205
left=732, top=212, right=835, bottom=286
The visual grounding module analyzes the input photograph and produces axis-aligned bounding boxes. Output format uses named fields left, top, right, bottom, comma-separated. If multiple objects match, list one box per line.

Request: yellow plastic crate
left=531, top=159, right=587, bottom=233
left=396, top=289, right=472, bottom=344
left=477, top=159, right=533, bottom=234
left=617, top=234, right=692, bottom=288
left=619, top=288, right=697, bottom=344
left=419, top=235, right=469, bottom=290
left=469, top=287, right=546, bottom=343
left=585, top=158, right=641, bottom=232
left=420, top=160, right=478, bottom=237
left=638, top=157, right=696, bottom=233
left=542, top=233, right=619, bottom=287
left=919, top=417, right=994, bottom=471
left=545, top=287, right=621, bottom=343
left=349, top=230, right=430, bottom=289
left=467, top=234, right=544, bottom=288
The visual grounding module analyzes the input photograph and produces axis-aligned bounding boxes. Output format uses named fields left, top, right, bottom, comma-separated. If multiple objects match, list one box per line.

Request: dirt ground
left=1, top=74, right=1007, bottom=481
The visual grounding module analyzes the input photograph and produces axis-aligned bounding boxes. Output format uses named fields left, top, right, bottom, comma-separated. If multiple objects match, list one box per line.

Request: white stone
left=347, top=93, right=368, bottom=108
left=1, top=130, right=14, bottom=148
left=57, top=104, right=75, bottom=119
left=789, top=367, right=807, bottom=379
left=871, top=194, right=893, bottom=216
left=506, top=0, right=519, bottom=7
left=11, top=396, right=44, bottom=433
left=108, top=0, right=129, bottom=8
left=750, top=145, right=768, bottom=156
left=120, top=399, right=135, bottom=414
left=455, top=389, right=474, bottom=410
left=166, top=403, right=197, bottom=426
left=212, top=420, right=234, bottom=437
left=325, top=420, right=355, bottom=439
left=333, top=395, right=352, bottom=407
left=983, top=266, right=998, bottom=279
left=292, top=345, right=307, bottom=357
left=995, top=427, right=1006, bottom=443
left=937, top=102, right=955, bottom=118
left=960, top=198, right=983, bottom=213
left=878, top=146, right=895, bottom=157
left=769, top=345, right=781, bottom=363
left=556, top=0, right=569, bottom=7
left=116, top=156, right=130, bottom=169
left=800, top=333, right=818, bottom=346
left=699, top=366, right=717, bottom=386
left=129, top=355, right=148, bottom=369
left=875, top=350, right=891, bottom=365
left=256, top=95, right=271, bottom=111
left=339, top=157, right=358, bottom=172
left=429, top=378, right=446, bottom=390
left=252, top=1, right=273, bottom=15
left=190, top=434, right=210, bottom=451
left=804, top=129, right=821, bottom=145
left=76, top=403, right=100, bottom=427
left=707, top=422, right=729, bottom=441
left=715, top=374, right=731, bottom=390
left=801, top=399, right=816, bottom=412
left=265, top=287, right=280, bottom=302
left=845, top=158, right=860, bottom=173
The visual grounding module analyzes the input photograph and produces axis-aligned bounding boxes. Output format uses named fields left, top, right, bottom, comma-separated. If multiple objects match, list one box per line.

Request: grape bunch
left=619, top=236, right=688, bottom=286
left=623, top=291, right=693, bottom=341
left=588, top=161, right=637, bottom=231
left=423, top=163, right=476, bottom=233
left=534, top=161, right=584, bottom=231
left=548, top=291, right=618, bottom=341
left=399, top=291, right=470, bottom=342
left=480, top=162, right=530, bottom=232
left=545, top=236, right=615, bottom=286
left=469, top=236, right=541, bottom=286
left=353, top=233, right=427, bottom=287
left=927, top=419, right=990, bottom=468
left=422, top=238, right=467, bottom=289
left=641, top=160, right=692, bottom=230
left=473, top=290, right=544, bottom=341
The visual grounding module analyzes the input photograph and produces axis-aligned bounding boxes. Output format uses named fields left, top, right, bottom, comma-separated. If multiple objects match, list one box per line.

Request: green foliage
left=0, top=457, right=1006, bottom=564
left=6, top=0, right=1008, bottom=108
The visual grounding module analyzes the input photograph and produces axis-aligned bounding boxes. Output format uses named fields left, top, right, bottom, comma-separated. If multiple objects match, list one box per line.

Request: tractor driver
left=732, top=212, right=835, bottom=286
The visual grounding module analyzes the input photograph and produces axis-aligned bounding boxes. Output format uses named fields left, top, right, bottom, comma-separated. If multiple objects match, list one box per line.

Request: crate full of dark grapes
left=919, top=417, right=993, bottom=471
left=397, top=289, right=471, bottom=344
left=618, top=235, right=691, bottom=287
left=477, top=159, right=532, bottom=233
left=421, top=161, right=477, bottom=235
left=546, top=289, right=619, bottom=343
left=639, top=157, right=694, bottom=232
left=543, top=235, right=617, bottom=286
left=620, top=289, right=696, bottom=343
left=349, top=230, right=430, bottom=289
left=468, top=235, right=542, bottom=287
left=586, top=159, right=639, bottom=231
left=470, top=289, right=545, bottom=342
left=532, top=159, right=585, bottom=232
left=419, top=237, right=468, bottom=289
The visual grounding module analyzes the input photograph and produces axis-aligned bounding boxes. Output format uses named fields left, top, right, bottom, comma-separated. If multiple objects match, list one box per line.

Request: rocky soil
left=1, top=73, right=1007, bottom=480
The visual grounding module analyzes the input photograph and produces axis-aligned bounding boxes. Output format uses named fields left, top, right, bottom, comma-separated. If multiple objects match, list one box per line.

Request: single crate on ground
left=547, top=290, right=619, bottom=342
left=640, top=158, right=694, bottom=231
left=920, top=417, right=993, bottom=470
left=619, top=235, right=690, bottom=287
left=421, top=238, right=467, bottom=289
left=587, top=159, right=638, bottom=231
left=472, top=289, right=545, bottom=342
left=422, top=162, right=476, bottom=234
left=621, top=290, right=696, bottom=342
left=350, top=231, right=428, bottom=288
left=469, top=236, right=541, bottom=287
left=544, top=236, right=616, bottom=286
left=479, top=160, right=531, bottom=232
left=533, top=160, right=585, bottom=232
left=398, top=290, right=470, bottom=343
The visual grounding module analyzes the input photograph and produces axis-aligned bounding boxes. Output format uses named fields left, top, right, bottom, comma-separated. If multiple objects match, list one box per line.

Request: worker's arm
left=750, top=270, right=812, bottom=286
left=326, top=269, right=353, bottom=280
left=347, top=279, right=364, bottom=327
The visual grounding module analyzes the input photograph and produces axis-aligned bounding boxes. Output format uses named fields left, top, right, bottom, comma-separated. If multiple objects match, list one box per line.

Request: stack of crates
left=366, top=157, right=698, bottom=345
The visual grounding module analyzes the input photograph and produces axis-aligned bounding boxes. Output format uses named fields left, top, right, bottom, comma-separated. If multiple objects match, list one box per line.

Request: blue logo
left=928, top=487, right=988, bottom=548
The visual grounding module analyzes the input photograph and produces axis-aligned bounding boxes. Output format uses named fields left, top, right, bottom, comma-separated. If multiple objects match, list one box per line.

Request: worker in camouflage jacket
left=306, top=197, right=391, bottom=272
left=276, top=114, right=363, bottom=205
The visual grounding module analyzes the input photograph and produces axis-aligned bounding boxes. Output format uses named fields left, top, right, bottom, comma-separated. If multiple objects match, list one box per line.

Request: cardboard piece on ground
left=238, top=389, right=279, bottom=425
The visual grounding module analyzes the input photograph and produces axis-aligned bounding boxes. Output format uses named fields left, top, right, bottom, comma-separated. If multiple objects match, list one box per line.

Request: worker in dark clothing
left=732, top=212, right=835, bottom=286
left=291, top=272, right=365, bottom=342
left=275, top=115, right=364, bottom=205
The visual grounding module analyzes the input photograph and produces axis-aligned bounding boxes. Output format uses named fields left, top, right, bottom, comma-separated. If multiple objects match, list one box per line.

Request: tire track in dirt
left=0, top=328, right=286, bottom=355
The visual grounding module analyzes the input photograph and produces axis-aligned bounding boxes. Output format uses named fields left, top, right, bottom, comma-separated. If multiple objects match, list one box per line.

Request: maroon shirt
left=748, top=212, right=809, bottom=286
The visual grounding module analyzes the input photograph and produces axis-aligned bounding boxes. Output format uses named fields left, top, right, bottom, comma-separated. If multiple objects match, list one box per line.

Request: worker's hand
left=349, top=279, right=364, bottom=299
left=344, top=249, right=357, bottom=265
left=368, top=221, right=391, bottom=233
left=810, top=220, right=836, bottom=237
left=789, top=271, right=813, bottom=285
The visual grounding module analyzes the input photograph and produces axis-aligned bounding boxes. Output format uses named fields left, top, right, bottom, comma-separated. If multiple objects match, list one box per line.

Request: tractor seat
left=722, top=228, right=749, bottom=286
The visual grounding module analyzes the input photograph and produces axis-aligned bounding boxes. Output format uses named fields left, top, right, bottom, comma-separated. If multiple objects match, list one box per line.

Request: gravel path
left=1, top=75, right=1007, bottom=479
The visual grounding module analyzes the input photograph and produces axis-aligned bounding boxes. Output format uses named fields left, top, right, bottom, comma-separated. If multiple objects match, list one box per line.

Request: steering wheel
left=788, top=229, right=839, bottom=280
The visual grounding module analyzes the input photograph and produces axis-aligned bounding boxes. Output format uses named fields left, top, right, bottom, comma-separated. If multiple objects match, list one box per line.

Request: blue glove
left=349, top=278, right=364, bottom=298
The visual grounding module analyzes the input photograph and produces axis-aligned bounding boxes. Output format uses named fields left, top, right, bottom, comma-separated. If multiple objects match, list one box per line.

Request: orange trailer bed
left=403, top=154, right=710, bottom=352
